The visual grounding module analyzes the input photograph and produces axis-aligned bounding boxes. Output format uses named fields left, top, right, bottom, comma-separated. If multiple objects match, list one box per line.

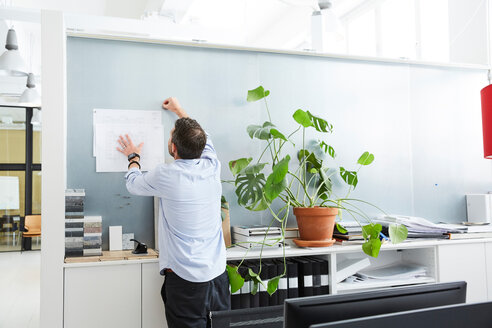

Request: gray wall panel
left=67, top=37, right=491, bottom=250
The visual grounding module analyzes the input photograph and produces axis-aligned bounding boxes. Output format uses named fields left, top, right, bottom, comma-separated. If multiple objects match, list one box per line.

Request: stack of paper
left=334, top=221, right=364, bottom=241
left=356, top=263, right=427, bottom=281
left=376, top=215, right=467, bottom=238
left=93, top=109, right=165, bottom=172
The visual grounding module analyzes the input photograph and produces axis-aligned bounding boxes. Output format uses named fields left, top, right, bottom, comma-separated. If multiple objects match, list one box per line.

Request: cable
left=448, top=0, right=486, bottom=48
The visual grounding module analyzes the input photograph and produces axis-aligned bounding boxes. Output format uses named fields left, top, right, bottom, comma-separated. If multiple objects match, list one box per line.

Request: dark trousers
left=161, top=270, right=230, bottom=328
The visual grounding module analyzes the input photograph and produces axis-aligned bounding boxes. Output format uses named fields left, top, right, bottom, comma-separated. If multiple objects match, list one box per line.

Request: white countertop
left=63, top=237, right=492, bottom=268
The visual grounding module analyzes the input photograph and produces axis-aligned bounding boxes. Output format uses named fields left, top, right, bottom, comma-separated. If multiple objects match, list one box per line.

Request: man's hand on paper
left=162, top=97, right=189, bottom=118
left=116, top=134, right=143, bottom=157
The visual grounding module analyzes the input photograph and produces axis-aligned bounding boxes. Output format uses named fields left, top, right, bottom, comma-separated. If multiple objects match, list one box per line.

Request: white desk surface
left=63, top=237, right=492, bottom=268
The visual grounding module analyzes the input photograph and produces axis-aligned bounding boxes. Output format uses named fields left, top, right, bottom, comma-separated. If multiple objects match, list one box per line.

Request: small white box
left=109, top=226, right=123, bottom=251
left=466, top=194, right=492, bottom=224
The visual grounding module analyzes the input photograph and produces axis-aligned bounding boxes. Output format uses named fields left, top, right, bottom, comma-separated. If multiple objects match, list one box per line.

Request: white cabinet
left=64, top=263, right=141, bottom=328
left=437, top=243, right=488, bottom=303
left=63, top=239, right=492, bottom=327
left=142, top=262, right=167, bottom=328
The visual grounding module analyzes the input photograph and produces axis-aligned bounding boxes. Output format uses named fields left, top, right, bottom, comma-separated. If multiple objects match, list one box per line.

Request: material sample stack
left=65, top=189, right=102, bottom=257
left=65, top=189, right=85, bottom=257
left=83, top=216, right=102, bottom=256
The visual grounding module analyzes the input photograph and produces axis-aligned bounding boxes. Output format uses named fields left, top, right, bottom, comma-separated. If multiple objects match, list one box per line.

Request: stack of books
left=228, top=256, right=329, bottom=309
left=284, top=228, right=300, bottom=246
left=232, top=225, right=284, bottom=250
left=446, top=224, right=492, bottom=240
left=333, top=221, right=364, bottom=243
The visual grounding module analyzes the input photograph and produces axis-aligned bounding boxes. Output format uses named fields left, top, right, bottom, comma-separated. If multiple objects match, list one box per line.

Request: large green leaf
left=226, top=264, right=245, bottom=293
left=307, top=111, right=333, bottom=133
left=246, top=268, right=263, bottom=295
left=320, top=141, right=336, bottom=159
left=247, top=86, right=270, bottom=102
left=358, top=151, right=375, bottom=166
left=298, top=149, right=322, bottom=170
left=340, top=167, right=358, bottom=188
left=318, top=168, right=333, bottom=199
left=264, top=155, right=291, bottom=201
left=361, top=223, right=382, bottom=240
left=389, top=223, right=408, bottom=244
left=267, top=275, right=281, bottom=295
left=307, top=140, right=326, bottom=162
left=229, top=157, right=252, bottom=176
left=293, top=109, right=313, bottom=127
left=247, top=121, right=275, bottom=140
left=293, top=109, right=333, bottom=132
left=241, top=163, right=267, bottom=175
left=235, top=173, right=267, bottom=211
left=336, top=223, right=348, bottom=234
left=250, top=196, right=269, bottom=211
left=270, top=128, right=287, bottom=141
left=362, top=238, right=382, bottom=257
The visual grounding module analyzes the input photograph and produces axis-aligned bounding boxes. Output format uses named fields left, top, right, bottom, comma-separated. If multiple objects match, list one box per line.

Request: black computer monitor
left=310, top=301, right=492, bottom=328
left=284, top=281, right=466, bottom=328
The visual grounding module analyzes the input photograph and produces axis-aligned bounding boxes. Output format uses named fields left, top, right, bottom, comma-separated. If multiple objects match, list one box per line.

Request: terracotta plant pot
left=293, top=207, right=338, bottom=241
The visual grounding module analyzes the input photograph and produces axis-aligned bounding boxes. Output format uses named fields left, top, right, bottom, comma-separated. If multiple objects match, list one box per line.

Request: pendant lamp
left=19, top=73, right=41, bottom=107
left=0, top=28, right=27, bottom=76
left=481, top=73, right=492, bottom=159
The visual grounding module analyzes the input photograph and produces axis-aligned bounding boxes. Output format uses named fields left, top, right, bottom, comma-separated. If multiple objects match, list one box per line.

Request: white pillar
left=40, top=10, right=66, bottom=328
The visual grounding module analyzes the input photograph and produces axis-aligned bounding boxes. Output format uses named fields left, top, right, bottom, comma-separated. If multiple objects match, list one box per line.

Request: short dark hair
left=172, top=118, right=206, bottom=159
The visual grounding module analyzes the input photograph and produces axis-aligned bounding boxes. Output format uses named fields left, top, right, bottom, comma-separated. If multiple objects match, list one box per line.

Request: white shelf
left=226, top=238, right=492, bottom=261
left=337, top=276, right=436, bottom=292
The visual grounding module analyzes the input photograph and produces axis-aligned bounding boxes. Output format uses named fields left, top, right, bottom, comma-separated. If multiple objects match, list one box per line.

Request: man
left=116, top=97, right=229, bottom=328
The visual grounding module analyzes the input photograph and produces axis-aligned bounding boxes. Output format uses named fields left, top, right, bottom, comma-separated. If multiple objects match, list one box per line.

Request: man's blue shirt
left=125, top=134, right=226, bottom=282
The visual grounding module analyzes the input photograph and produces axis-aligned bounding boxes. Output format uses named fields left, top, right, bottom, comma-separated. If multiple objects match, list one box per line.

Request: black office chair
left=210, top=305, right=284, bottom=328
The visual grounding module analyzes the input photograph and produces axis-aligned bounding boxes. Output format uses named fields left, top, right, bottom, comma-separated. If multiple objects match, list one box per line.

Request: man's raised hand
left=162, top=97, right=189, bottom=118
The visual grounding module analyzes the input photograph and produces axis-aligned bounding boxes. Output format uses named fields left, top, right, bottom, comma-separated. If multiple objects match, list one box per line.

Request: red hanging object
left=481, top=84, right=492, bottom=159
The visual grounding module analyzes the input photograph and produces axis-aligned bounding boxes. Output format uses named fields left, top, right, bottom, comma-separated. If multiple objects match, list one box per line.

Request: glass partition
left=0, top=107, right=41, bottom=251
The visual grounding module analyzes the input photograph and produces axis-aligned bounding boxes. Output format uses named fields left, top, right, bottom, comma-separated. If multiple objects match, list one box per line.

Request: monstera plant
left=225, top=86, right=408, bottom=295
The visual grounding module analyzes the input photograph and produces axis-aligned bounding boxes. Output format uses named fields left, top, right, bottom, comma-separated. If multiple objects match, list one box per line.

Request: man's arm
left=125, top=168, right=160, bottom=196
left=162, top=97, right=189, bottom=119
left=116, top=134, right=159, bottom=196
left=162, top=97, right=217, bottom=160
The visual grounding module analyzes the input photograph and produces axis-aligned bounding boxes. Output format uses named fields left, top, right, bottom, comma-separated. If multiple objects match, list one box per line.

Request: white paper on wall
left=92, top=108, right=165, bottom=172
left=0, top=176, right=20, bottom=210
left=93, top=108, right=162, bottom=157
left=95, top=123, right=165, bottom=172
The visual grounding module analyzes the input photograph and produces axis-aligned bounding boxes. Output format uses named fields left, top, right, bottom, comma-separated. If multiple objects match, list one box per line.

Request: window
left=0, top=106, right=41, bottom=251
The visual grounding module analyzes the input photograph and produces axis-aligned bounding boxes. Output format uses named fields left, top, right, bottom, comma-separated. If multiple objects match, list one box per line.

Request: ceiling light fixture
left=0, top=28, right=27, bottom=76
left=19, top=72, right=41, bottom=107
